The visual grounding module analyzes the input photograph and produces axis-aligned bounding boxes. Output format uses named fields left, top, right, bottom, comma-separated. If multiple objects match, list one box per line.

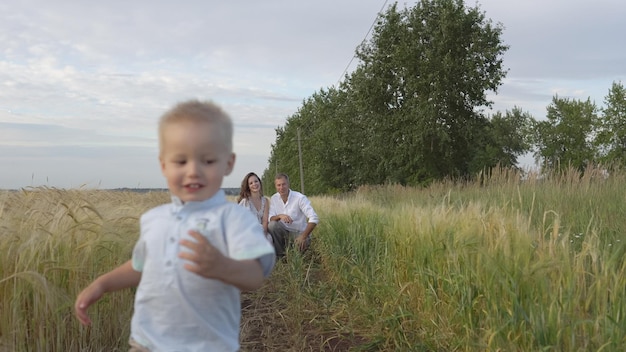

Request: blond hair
left=158, top=100, right=233, bottom=155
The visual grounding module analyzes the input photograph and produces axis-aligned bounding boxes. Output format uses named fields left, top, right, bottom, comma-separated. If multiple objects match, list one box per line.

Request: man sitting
left=268, top=173, right=319, bottom=257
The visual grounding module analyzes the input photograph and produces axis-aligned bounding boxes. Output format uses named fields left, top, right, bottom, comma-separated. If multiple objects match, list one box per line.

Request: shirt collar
left=170, top=189, right=227, bottom=214
left=281, top=189, right=291, bottom=202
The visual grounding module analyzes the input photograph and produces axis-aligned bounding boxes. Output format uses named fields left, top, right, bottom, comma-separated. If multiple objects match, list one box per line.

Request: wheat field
left=2, top=167, right=626, bottom=351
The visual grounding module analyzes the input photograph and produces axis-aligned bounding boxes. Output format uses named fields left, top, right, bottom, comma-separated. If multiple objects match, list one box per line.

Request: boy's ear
left=225, top=153, right=236, bottom=176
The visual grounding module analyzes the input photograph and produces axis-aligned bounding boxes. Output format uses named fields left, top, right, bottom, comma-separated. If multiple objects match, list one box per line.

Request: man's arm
left=300, top=222, right=317, bottom=239
left=299, top=195, right=319, bottom=228
left=294, top=222, right=316, bottom=251
left=267, top=194, right=278, bottom=219
left=293, top=195, right=319, bottom=250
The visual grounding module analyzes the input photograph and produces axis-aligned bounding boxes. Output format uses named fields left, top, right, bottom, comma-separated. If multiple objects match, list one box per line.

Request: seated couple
left=237, top=172, right=319, bottom=257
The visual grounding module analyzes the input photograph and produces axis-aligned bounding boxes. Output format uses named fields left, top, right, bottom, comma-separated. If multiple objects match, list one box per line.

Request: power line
left=335, top=0, right=389, bottom=87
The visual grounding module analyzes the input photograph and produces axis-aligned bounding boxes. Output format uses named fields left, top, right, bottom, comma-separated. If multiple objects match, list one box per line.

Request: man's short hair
left=275, top=173, right=289, bottom=183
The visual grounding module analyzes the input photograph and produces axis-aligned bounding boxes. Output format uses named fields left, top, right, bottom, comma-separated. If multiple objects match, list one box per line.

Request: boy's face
left=159, top=120, right=235, bottom=203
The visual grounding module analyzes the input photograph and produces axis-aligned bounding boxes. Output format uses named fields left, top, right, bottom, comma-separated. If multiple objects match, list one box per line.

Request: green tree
left=304, top=88, right=369, bottom=192
left=469, top=107, right=534, bottom=172
left=596, top=81, right=626, bottom=167
left=263, top=117, right=301, bottom=192
left=265, top=0, right=509, bottom=193
left=290, top=89, right=354, bottom=194
left=347, top=0, right=509, bottom=184
left=533, top=96, right=599, bottom=172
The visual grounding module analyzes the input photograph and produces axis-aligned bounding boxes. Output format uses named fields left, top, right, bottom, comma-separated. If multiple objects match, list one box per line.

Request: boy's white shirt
left=131, top=190, right=275, bottom=352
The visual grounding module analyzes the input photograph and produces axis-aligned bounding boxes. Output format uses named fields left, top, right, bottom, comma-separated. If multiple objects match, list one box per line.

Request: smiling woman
left=237, top=172, right=271, bottom=240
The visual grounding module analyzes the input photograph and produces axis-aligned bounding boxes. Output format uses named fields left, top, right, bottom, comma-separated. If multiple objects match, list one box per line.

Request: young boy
left=74, top=100, right=275, bottom=351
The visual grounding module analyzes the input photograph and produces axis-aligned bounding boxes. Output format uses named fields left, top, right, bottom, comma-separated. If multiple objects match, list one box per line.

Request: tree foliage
left=595, top=81, right=626, bottom=167
left=533, top=96, right=599, bottom=172
left=470, top=107, right=534, bottom=172
left=264, top=0, right=517, bottom=194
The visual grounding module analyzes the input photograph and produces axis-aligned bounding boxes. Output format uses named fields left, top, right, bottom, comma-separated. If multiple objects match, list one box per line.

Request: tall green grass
left=2, top=167, right=626, bottom=350
left=301, top=167, right=626, bottom=351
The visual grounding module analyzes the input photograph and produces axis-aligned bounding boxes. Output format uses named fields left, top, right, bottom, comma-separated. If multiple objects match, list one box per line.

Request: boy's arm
left=179, top=230, right=265, bottom=291
left=74, top=260, right=141, bottom=326
left=215, top=258, right=264, bottom=292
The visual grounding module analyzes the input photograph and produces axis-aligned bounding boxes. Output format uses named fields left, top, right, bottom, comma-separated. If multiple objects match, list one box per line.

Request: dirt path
left=239, top=266, right=365, bottom=352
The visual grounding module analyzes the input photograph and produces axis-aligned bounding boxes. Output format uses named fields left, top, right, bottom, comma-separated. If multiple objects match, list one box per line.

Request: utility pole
left=297, top=127, right=305, bottom=194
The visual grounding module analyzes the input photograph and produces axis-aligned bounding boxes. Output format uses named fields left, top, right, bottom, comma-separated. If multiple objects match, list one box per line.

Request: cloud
left=484, top=0, right=626, bottom=80
left=0, top=0, right=625, bottom=188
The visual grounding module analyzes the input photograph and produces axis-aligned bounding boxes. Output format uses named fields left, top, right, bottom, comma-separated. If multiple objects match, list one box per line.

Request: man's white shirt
left=268, top=189, right=319, bottom=233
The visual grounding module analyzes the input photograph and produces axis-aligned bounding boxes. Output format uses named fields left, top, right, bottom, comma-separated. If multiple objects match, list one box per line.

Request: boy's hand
left=179, top=230, right=227, bottom=279
left=73, top=260, right=140, bottom=326
left=74, top=282, right=104, bottom=326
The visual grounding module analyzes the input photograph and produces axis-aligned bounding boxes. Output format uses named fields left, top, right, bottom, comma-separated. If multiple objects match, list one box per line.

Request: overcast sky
left=1, top=0, right=624, bottom=190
